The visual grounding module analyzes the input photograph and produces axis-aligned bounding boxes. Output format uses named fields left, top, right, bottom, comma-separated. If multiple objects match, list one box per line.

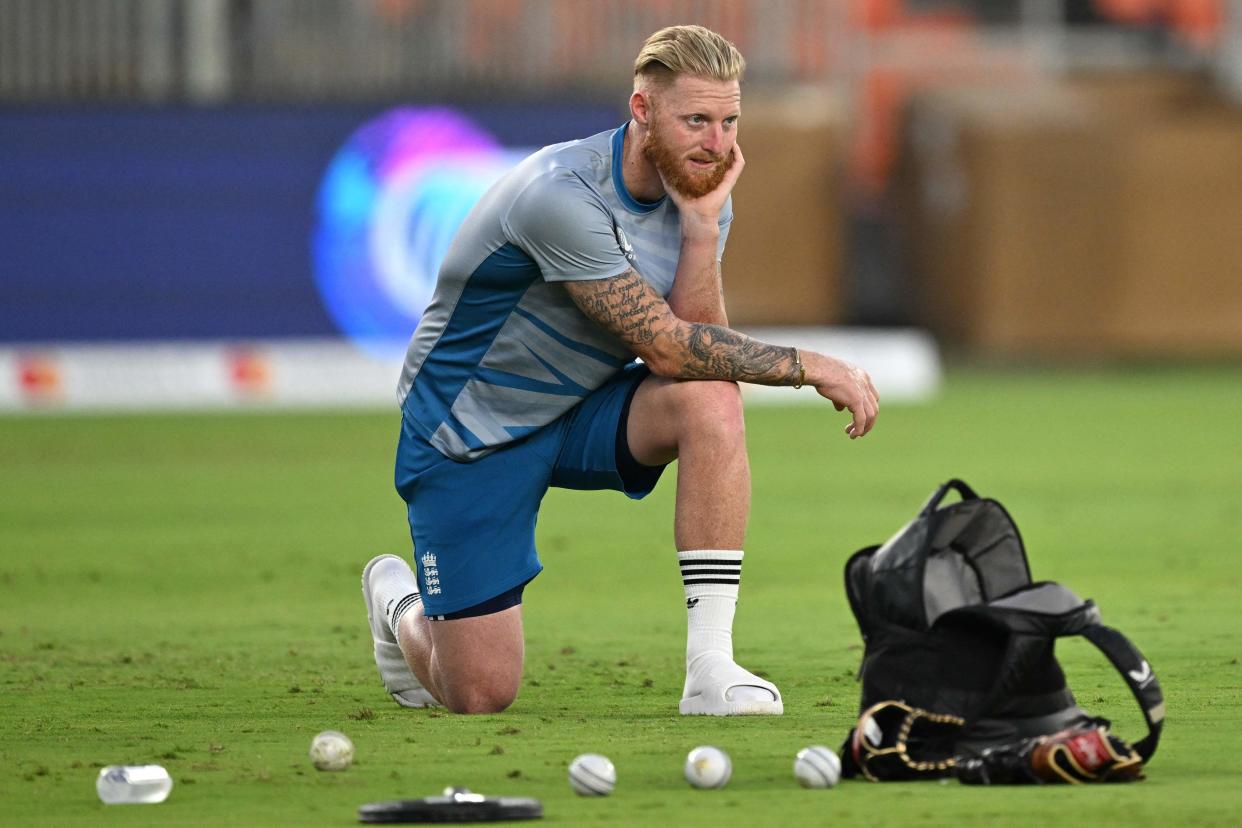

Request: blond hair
left=633, top=25, right=745, bottom=89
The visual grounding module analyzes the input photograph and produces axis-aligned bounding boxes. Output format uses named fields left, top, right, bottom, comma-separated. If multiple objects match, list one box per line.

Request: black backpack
left=840, top=479, right=1164, bottom=779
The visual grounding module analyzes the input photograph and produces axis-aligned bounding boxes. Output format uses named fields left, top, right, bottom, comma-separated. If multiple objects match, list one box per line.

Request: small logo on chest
left=615, top=225, right=636, bottom=263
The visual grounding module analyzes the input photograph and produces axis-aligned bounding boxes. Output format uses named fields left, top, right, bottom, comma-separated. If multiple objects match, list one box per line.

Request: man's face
left=640, top=75, right=741, bottom=199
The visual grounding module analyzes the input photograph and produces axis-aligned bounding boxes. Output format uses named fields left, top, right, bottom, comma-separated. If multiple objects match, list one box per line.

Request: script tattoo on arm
left=563, top=269, right=802, bottom=386
left=565, top=268, right=666, bottom=349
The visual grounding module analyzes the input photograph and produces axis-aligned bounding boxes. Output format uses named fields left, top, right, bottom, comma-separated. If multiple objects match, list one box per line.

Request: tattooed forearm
left=563, top=269, right=801, bottom=386
left=678, top=324, right=801, bottom=386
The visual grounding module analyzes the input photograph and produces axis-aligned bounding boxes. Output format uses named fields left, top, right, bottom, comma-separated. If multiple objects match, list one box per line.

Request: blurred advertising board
left=1, top=104, right=937, bottom=411
left=1, top=104, right=617, bottom=345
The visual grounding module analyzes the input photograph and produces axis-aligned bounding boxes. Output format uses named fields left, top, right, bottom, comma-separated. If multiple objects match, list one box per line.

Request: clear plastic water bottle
left=96, top=765, right=173, bottom=804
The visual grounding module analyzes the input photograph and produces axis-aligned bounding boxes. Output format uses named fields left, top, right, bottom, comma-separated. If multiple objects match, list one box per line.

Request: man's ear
left=630, top=89, right=653, bottom=127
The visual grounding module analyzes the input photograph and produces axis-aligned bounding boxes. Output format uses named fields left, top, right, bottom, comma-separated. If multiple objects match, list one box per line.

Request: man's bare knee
left=628, top=377, right=746, bottom=465
left=442, top=683, right=518, bottom=715
left=435, top=662, right=521, bottom=714
left=428, top=606, right=524, bottom=715
left=673, top=380, right=744, bottom=437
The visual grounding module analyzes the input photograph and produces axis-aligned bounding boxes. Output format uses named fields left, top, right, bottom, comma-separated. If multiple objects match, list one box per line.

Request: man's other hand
left=662, top=144, right=745, bottom=239
left=804, top=352, right=880, bottom=439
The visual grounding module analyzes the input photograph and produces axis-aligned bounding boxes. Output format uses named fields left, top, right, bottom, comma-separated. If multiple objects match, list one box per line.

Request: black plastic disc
left=358, top=792, right=542, bottom=823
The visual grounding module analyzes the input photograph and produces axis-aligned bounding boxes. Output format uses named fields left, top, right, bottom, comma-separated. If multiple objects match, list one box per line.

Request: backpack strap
left=919, top=479, right=979, bottom=517
left=1080, top=623, right=1165, bottom=763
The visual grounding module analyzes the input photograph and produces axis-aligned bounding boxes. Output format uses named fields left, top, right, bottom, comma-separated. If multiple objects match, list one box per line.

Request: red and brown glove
left=956, top=720, right=1144, bottom=785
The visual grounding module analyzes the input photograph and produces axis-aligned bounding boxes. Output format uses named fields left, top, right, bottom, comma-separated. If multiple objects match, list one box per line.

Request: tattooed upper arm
left=561, top=269, right=678, bottom=356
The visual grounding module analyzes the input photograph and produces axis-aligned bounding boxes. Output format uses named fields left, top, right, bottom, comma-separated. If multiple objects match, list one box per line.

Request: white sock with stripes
left=365, top=555, right=438, bottom=707
left=679, top=550, right=775, bottom=705
left=679, top=550, right=742, bottom=661
left=371, top=556, right=422, bottom=640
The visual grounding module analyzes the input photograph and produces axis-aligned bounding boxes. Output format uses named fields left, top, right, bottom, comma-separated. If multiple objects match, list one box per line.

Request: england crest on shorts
left=420, top=550, right=442, bottom=596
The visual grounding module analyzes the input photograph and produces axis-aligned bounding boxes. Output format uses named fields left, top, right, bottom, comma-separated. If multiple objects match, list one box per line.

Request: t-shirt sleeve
left=717, top=195, right=733, bottom=261
left=500, top=171, right=632, bottom=282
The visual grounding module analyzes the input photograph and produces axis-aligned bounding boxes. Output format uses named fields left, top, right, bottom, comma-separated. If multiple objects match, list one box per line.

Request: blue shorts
left=394, top=363, right=665, bottom=617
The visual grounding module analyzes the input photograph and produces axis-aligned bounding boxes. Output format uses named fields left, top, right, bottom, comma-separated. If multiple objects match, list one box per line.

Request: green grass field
left=3, top=366, right=1240, bottom=826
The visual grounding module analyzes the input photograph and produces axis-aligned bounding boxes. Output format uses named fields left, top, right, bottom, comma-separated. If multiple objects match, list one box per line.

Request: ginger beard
left=641, top=109, right=735, bottom=199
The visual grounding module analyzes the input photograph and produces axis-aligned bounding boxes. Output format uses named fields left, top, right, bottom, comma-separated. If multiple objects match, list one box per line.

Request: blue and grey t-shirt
left=396, top=123, right=732, bottom=461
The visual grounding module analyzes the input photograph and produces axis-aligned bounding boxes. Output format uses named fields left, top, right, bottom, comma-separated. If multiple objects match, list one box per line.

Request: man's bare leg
left=363, top=555, right=524, bottom=714
left=627, top=377, right=750, bottom=551
left=626, top=375, right=782, bottom=715
left=395, top=605, right=524, bottom=714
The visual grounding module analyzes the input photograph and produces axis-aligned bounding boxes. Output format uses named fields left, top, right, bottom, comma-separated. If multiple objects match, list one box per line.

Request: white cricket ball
left=567, top=753, right=616, bottom=796
left=309, top=730, right=355, bottom=771
left=793, top=745, right=841, bottom=789
left=684, top=745, right=732, bottom=789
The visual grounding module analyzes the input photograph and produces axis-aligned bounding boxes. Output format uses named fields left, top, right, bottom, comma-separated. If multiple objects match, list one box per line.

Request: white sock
left=372, top=556, right=421, bottom=639
left=679, top=550, right=775, bottom=705
left=679, top=550, right=742, bottom=664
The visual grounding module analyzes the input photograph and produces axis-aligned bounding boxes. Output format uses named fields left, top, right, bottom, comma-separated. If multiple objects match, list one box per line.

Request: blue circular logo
left=313, top=107, right=525, bottom=357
